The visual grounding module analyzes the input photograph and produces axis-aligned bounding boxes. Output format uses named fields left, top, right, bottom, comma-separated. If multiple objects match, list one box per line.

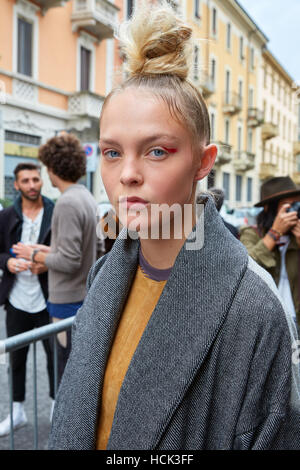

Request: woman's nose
left=120, top=159, right=143, bottom=186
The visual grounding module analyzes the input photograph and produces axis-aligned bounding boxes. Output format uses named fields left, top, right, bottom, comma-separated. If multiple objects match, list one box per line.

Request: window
left=247, top=129, right=253, bottom=153
left=5, top=130, right=41, bottom=145
left=212, top=7, right=217, bottom=36
left=271, top=105, right=274, bottom=123
left=249, top=88, right=254, bottom=108
left=283, top=116, right=286, bottom=139
left=223, top=172, right=230, bottom=201
left=270, top=143, right=274, bottom=161
left=126, top=0, right=134, bottom=19
left=236, top=175, right=242, bottom=202
left=225, top=70, right=230, bottom=103
left=263, top=67, right=267, bottom=88
left=284, top=87, right=287, bottom=106
left=225, top=119, right=230, bottom=144
left=263, top=100, right=267, bottom=120
left=211, top=58, right=216, bottom=86
left=238, top=79, right=243, bottom=107
left=194, top=0, right=201, bottom=19
left=247, top=177, right=252, bottom=202
left=194, top=46, right=199, bottom=80
left=226, top=23, right=231, bottom=50
left=239, top=36, right=244, bottom=61
left=278, top=81, right=281, bottom=100
left=80, top=46, right=91, bottom=91
left=210, top=112, right=216, bottom=141
left=17, top=17, right=32, bottom=76
left=237, top=126, right=242, bottom=152
left=297, top=154, right=300, bottom=172
left=271, top=74, right=275, bottom=94
left=250, top=47, right=255, bottom=70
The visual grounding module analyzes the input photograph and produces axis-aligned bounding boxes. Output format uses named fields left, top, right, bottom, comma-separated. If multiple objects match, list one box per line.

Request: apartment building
left=260, top=49, right=300, bottom=186
left=184, top=0, right=268, bottom=207
left=0, top=0, right=299, bottom=209
left=0, top=0, right=123, bottom=203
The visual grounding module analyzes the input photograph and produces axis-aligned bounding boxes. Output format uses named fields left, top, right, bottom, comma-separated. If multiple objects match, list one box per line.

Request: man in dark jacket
left=0, top=162, right=54, bottom=437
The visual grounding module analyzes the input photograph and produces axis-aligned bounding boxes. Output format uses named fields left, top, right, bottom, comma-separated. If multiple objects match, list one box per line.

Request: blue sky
left=237, top=0, right=300, bottom=83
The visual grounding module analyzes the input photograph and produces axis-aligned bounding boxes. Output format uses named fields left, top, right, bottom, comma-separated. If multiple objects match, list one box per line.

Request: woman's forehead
left=100, top=88, right=188, bottom=137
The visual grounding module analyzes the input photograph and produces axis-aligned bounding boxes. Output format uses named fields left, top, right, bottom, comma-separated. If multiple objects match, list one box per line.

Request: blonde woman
left=49, top=2, right=300, bottom=450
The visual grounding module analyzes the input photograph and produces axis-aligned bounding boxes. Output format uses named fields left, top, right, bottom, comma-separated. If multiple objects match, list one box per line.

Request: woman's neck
left=139, top=211, right=196, bottom=269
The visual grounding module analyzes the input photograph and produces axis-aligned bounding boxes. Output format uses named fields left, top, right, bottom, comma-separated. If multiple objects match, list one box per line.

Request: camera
left=286, top=201, right=300, bottom=218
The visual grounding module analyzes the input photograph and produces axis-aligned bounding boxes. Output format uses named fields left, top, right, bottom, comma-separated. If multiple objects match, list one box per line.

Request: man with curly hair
left=13, top=133, right=98, bottom=396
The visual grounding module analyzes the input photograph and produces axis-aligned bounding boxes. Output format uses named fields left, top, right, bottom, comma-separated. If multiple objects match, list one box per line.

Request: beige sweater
left=45, top=184, right=97, bottom=303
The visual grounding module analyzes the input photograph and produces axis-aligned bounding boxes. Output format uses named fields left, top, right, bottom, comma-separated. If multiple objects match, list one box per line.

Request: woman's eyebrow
left=99, top=134, right=180, bottom=147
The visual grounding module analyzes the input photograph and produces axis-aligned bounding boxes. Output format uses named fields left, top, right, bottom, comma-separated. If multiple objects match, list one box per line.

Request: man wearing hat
left=240, top=176, right=300, bottom=333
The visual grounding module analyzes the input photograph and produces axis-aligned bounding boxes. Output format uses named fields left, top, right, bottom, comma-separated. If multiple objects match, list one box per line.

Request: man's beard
left=19, top=189, right=41, bottom=201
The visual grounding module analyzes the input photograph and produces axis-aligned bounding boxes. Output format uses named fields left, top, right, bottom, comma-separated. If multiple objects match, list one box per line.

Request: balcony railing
left=71, top=0, right=119, bottom=41
left=68, top=91, right=104, bottom=119
left=233, top=151, right=255, bottom=172
left=261, top=122, right=279, bottom=141
left=214, top=141, right=232, bottom=165
left=293, top=141, right=300, bottom=156
left=0, top=317, right=74, bottom=450
left=222, top=92, right=242, bottom=115
left=247, top=108, right=264, bottom=128
left=259, top=162, right=277, bottom=181
left=200, top=72, right=215, bottom=98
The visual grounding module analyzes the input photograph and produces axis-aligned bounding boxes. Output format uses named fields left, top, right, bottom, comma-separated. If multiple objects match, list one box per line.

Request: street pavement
left=0, top=306, right=53, bottom=450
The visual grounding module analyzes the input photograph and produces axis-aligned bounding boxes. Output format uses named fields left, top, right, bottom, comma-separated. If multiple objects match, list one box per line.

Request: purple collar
left=139, top=248, right=172, bottom=282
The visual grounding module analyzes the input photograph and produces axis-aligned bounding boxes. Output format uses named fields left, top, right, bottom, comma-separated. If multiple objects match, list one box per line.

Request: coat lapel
left=107, top=196, right=249, bottom=449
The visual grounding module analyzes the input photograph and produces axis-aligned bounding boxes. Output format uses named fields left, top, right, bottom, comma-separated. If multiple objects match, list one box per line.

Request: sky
left=237, top=0, right=300, bottom=84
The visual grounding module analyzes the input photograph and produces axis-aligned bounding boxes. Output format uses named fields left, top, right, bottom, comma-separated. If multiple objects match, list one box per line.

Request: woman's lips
left=119, top=196, right=149, bottom=209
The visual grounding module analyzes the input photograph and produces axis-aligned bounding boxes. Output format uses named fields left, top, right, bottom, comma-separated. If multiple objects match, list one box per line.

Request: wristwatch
left=31, top=249, right=40, bottom=263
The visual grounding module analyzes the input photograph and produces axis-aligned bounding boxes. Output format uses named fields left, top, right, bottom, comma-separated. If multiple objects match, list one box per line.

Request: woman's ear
left=194, top=144, right=217, bottom=182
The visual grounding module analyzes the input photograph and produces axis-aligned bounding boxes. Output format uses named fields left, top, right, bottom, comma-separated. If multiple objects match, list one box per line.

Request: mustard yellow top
left=96, top=265, right=167, bottom=450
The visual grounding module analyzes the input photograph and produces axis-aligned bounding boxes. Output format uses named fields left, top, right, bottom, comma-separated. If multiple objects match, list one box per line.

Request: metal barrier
left=0, top=316, right=74, bottom=450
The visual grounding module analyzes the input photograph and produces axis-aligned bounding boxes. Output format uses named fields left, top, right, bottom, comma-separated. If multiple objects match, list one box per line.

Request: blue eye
left=105, top=150, right=120, bottom=158
left=150, top=148, right=166, bottom=158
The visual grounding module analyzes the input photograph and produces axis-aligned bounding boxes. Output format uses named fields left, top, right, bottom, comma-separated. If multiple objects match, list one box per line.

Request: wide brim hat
left=254, top=176, right=300, bottom=207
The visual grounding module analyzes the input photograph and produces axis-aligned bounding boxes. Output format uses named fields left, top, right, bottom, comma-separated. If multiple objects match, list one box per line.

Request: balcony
left=68, top=91, right=104, bottom=119
left=214, top=141, right=232, bottom=165
left=261, top=122, right=278, bottom=141
left=222, top=92, right=242, bottom=115
left=247, top=108, right=264, bottom=128
left=200, top=72, right=215, bottom=98
left=233, top=151, right=255, bottom=172
left=35, top=0, right=69, bottom=12
left=292, top=173, right=300, bottom=185
left=71, top=0, right=119, bottom=41
left=259, top=162, right=277, bottom=181
left=293, top=140, right=300, bottom=156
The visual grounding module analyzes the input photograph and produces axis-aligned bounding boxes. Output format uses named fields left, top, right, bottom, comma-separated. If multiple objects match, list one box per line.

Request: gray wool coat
left=48, top=195, right=300, bottom=450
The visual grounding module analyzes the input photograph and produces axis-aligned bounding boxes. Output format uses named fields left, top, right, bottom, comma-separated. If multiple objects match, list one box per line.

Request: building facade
left=0, top=0, right=123, bottom=203
left=0, top=0, right=299, bottom=209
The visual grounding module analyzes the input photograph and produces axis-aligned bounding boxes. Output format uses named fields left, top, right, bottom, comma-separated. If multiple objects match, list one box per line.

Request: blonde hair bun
left=119, top=1, right=193, bottom=80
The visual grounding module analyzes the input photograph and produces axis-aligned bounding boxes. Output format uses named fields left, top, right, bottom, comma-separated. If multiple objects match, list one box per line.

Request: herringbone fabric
left=48, top=195, right=300, bottom=450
